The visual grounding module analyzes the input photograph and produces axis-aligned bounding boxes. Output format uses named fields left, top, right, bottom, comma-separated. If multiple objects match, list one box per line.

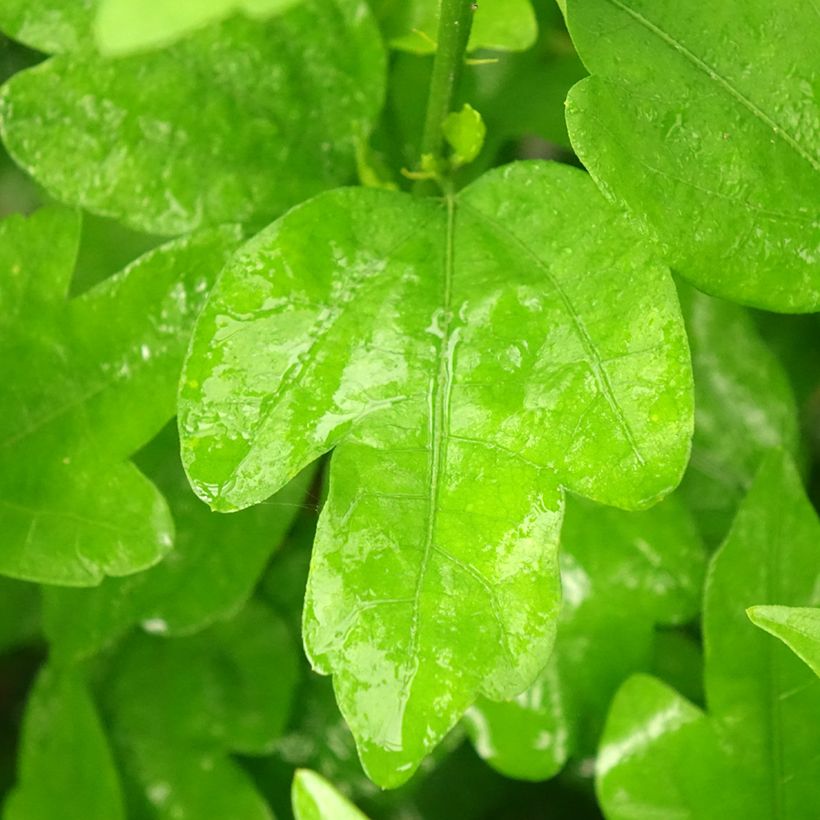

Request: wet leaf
left=95, top=0, right=304, bottom=55
left=5, top=668, right=125, bottom=820
left=747, top=605, right=820, bottom=678
left=465, top=492, right=704, bottom=780
left=373, top=0, right=537, bottom=54
left=41, top=425, right=315, bottom=661
left=179, top=160, right=693, bottom=786
left=101, top=600, right=297, bottom=819
left=677, top=284, right=799, bottom=544
left=292, top=769, right=369, bottom=820
left=564, top=0, right=820, bottom=311
left=0, top=207, right=241, bottom=586
left=597, top=451, right=820, bottom=819
left=0, top=0, right=385, bottom=235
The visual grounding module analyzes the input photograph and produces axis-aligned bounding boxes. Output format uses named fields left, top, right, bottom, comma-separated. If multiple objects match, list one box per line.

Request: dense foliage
left=0, top=1, right=818, bottom=818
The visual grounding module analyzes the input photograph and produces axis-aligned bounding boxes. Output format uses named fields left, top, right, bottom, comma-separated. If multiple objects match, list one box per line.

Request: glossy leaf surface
left=597, top=452, right=820, bottom=819
left=5, top=668, right=124, bottom=820
left=95, top=0, right=304, bottom=54
left=677, top=284, right=799, bottom=544
left=41, top=425, right=314, bottom=660
left=101, top=601, right=297, bottom=819
left=748, top=605, right=820, bottom=678
left=0, top=207, right=241, bottom=585
left=292, top=769, right=369, bottom=820
left=180, top=160, right=693, bottom=785
left=373, top=0, right=536, bottom=54
left=564, top=0, right=820, bottom=311
left=0, top=0, right=385, bottom=235
left=465, top=492, right=704, bottom=780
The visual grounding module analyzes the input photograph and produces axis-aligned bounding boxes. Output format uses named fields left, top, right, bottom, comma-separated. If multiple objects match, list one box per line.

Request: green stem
left=419, top=0, right=475, bottom=164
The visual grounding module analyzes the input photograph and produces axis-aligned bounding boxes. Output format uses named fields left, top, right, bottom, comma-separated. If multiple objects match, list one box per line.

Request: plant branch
left=419, top=0, right=475, bottom=164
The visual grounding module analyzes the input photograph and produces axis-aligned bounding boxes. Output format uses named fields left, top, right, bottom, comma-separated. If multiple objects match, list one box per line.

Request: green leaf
left=292, top=769, right=369, bottom=820
left=101, top=600, right=297, bottom=819
left=465, top=492, right=704, bottom=780
left=95, top=0, right=304, bottom=55
left=597, top=451, right=820, bottom=819
left=442, top=104, right=486, bottom=169
left=41, top=424, right=315, bottom=661
left=0, top=207, right=241, bottom=586
left=748, top=605, right=820, bottom=678
left=0, top=577, right=40, bottom=653
left=0, top=0, right=93, bottom=53
left=180, top=160, right=693, bottom=785
left=5, top=667, right=125, bottom=820
left=564, top=0, right=820, bottom=311
left=0, top=0, right=385, bottom=235
left=677, top=284, right=799, bottom=544
left=373, top=0, right=537, bottom=55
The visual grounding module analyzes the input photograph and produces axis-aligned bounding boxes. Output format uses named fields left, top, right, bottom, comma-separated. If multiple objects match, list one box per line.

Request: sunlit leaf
left=292, top=769, right=369, bottom=820
left=747, top=605, right=820, bottom=678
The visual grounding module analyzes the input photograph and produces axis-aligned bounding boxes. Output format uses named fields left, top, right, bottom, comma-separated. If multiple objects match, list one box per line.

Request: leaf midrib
left=602, top=0, right=820, bottom=173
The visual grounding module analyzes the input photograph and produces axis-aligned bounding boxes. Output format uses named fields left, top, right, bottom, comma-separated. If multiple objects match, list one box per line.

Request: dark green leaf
left=180, top=160, right=692, bottom=785
left=0, top=207, right=241, bottom=585
left=564, top=0, right=820, bottom=311
left=597, top=452, right=820, bottom=819
left=0, top=0, right=385, bottom=235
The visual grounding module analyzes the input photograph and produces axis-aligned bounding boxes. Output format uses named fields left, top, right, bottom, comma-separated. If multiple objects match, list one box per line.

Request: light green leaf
left=748, top=605, right=820, bottom=679
left=41, top=424, right=315, bottom=661
left=5, top=668, right=125, bottom=820
left=678, top=283, right=799, bottom=544
left=101, top=600, right=297, bottom=819
left=95, top=0, right=304, bottom=55
left=0, top=207, right=241, bottom=586
left=0, top=0, right=93, bottom=53
left=465, top=492, right=704, bottom=780
left=292, top=769, right=369, bottom=820
left=564, top=0, right=820, bottom=311
left=373, top=0, right=537, bottom=55
left=597, top=452, right=820, bottom=819
left=443, top=104, right=486, bottom=168
left=180, top=160, right=693, bottom=785
left=0, top=0, right=385, bottom=235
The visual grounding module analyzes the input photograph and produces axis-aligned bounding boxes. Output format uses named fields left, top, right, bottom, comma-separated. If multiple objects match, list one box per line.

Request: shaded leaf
left=292, top=769, right=370, bottom=820
left=42, top=424, right=315, bottom=661
left=100, top=600, right=297, bottom=819
left=597, top=452, right=820, bottom=819
left=0, top=0, right=385, bottom=235
left=180, top=160, right=692, bottom=785
left=747, top=605, right=820, bottom=678
left=678, top=283, right=799, bottom=544
left=0, top=207, right=241, bottom=585
left=465, top=492, right=704, bottom=780
left=0, top=578, right=40, bottom=653
left=5, top=667, right=125, bottom=820
left=564, top=0, right=820, bottom=311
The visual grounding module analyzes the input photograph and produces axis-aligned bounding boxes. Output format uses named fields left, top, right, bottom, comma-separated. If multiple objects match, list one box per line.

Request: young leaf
left=101, top=601, right=297, bottom=819
left=5, top=668, right=125, bottom=820
left=292, top=769, right=370, bottom=820
left=677, top=284, right=799, bottom=544
left=95, top=0, right=305, bottom=55
left=0, top=0, right=385, bottom=235
left=465, top=492, right=704, bottom=780
left=564, top=0, right=820, bottom=311
left=373, top=0, right=537, bottom=55
left=597, top=452, right=820, bottom=819
left=0, top=207, right=241, bottom=586
left=747, top=606, right=820, bottom=678
left=180, top=160, right=693, bottom=785
left=41, top=424, right=315, bottom=661
left=443, top=104, right=486, bottom=169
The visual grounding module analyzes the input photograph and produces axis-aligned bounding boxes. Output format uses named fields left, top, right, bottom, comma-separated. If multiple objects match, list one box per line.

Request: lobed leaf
left=0, top=0, right=385, bottom=235
left=597, top=451, right=820, bottom=819
left=465, top=492, right=704, bottom=780
left=564, top=0, right=820, bottom=311
left=180, top=160, right=693, bottom=785
left=0, top=207, right=241, bottom=585
left=747, top=605, right=820, bottom=678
